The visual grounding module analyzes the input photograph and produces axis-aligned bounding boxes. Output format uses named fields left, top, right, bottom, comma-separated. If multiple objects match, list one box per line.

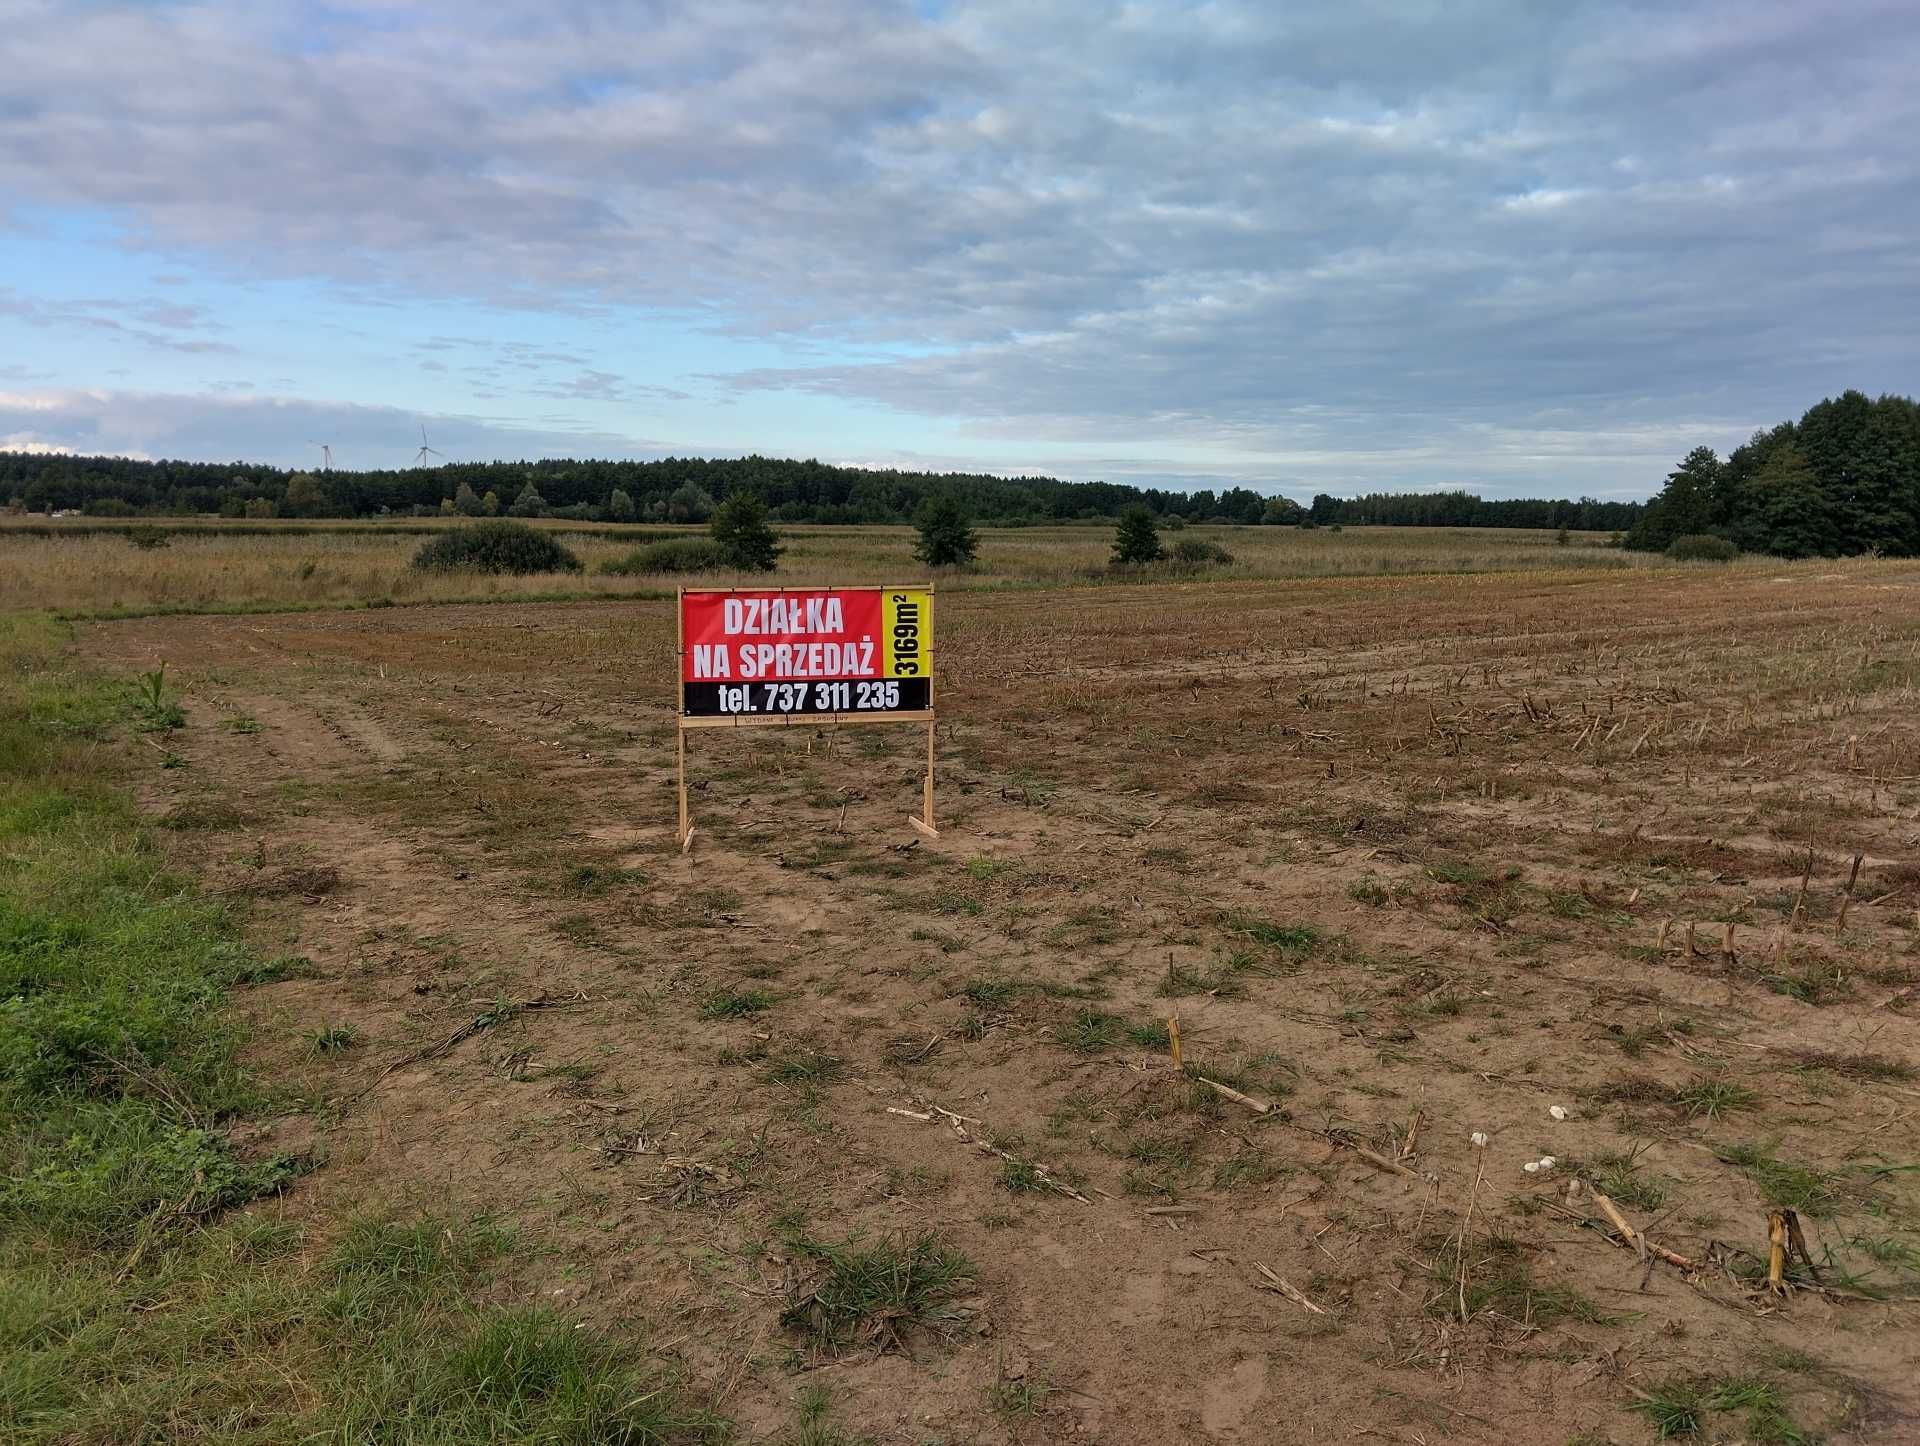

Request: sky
left=1, top=1, right=1916, bottom=499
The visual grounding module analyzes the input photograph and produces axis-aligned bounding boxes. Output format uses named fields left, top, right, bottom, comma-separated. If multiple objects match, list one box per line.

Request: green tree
left=453, top=481, right=485, bottom=517
left=283, top=471, right=333, bottom=518
left=507, top=483, right=548, bottom=518
left=1626, top=446, right=1723, bottom=551
left=1261, top=495, right=1305, bottom=525
left=912, top=494, right=978, bottom=567
left=667, top=482, right=716, bottom=523
left=711, top=491, right=781, bottom=571
left=481, top=490, right=501, bottom=516
left=1111, top=505, right=1163, bottom=565
left=606, top=487, right=637, bottom=523
left=1740, top=443, right=1841, bottom=558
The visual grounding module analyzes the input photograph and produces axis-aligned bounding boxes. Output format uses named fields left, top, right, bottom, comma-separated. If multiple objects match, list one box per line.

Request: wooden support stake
left=908, top=718, right=939, bottom=838
left=676, top=723, right=694, bottom=853
left=1167, top=1015, right=1182, bottom=1071
left=676, top=587, right=693, bottom=853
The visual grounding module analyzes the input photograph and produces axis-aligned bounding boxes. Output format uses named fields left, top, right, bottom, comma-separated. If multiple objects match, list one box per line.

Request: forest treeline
left=0, top=449, right=1641, bottom=531
left=1628, top=391, right=1920, bottom=557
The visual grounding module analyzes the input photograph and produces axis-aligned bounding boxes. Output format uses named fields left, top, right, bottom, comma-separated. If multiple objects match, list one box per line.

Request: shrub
left=124, top=525, right=171, bottom=551
left=711, top=492, right=781, bottom=572
left=1170, top=538, right=1232, bottom=566
left=912, top=494, right=979, bottom=568
left=1110, top=506, right=1163, bottom=566
left=506, top=484, right=548, bottom=519
left=600, top=537, right=726, bottom=575
left=409, top=521, right=581, bottom=575
left=1667, top=533, right=1738, bottom=562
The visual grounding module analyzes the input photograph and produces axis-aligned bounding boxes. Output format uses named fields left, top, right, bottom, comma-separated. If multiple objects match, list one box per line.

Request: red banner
left=679, top=587, right=932, bottom=720
left=681, top=589, right=883, bottom=682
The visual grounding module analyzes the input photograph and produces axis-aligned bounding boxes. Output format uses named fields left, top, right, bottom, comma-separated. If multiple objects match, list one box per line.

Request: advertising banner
left=680, top=586, right=932, bottom=721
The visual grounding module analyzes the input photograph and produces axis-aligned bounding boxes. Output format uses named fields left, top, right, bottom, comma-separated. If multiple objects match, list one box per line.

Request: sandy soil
left=80, top=564, right=1920, bottom=1444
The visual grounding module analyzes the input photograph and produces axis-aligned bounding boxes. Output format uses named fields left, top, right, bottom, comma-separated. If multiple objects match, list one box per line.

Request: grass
left=1057, top=1008, right=1123, bottom=1053
left=1717, top=1141, right=1847, bottom=1216
left=766, top=1052, right=845, bottom=1086
left=1634, top=1376, right=1811, bottom=1443
left=1674, top=1075, right=1758, bottom=1120
left=1, top=522, right=1652, bottom=618
left=305, top=1023, right=360, bottom=1054
left=780, top=1232, right=975, bottom=1356
left=700, top=986, right=776, bottom=1018
left=788, top=1384, right=874, bottom=1446
left=1426, top=1234, right=1609, bottom=1327
left=0, top=616, right=731, bottom=1441
left=1587, top=1146, right=1670, bottom=1211
left=961, top=976, right=1018, bottom=1010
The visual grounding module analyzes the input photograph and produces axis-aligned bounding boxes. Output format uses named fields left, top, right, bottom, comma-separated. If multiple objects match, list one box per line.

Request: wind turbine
left=413, top=424, right=445, bottom=468
left=308, top=441, right=333, bottom=470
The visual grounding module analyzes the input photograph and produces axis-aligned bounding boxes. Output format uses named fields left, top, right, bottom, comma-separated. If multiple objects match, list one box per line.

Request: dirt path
left=81, top=566, right=1920, bottom=1443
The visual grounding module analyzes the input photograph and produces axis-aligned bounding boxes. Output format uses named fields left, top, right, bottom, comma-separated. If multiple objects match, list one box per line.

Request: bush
left=711, top=492, right=781, bottom=572
left=409, top=521, right=582, bottom=575
left=1170, top=538, right=1233, bottom=566
left=1110, top=506, right=1163, bottom=566
left=600, top=537, right=726, bottom=575
left=912, top=495, right=979, bottom=568
left=1667, top=533, right=1738, bottom=562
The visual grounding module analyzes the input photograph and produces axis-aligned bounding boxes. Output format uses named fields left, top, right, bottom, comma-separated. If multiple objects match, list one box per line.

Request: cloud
left=0, top=287, right=236, bottom=355
left=0, top=1, right=1915, bottom=490
left=0, top=387, right=664, bottom=470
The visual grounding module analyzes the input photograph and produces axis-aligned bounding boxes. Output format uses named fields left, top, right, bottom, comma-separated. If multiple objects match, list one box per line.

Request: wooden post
left=909, top=718, right=939, bottom=838
left=676, top=587, right=693, bottom=853
left=677, top=722, right=693, bottom=853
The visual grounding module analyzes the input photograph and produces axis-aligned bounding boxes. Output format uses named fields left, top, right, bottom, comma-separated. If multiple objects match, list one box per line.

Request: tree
left=912, top=494, right=978, bottom=568
left=711, top=490, right=781, bottom=571
left=453, top=481, right=485, bottom=516
left=1739, top=443, right=1840, bottom=558
left=1261, top=495, right=1305, bottom=525
left=1309, top=493, right=1343, bottom=526
left=283, top=471, right=332, bottom=518
left=667, top=482, right=716, bottom=523
left=1111, top=505, right=1163, bottom=565
left=607, top=487, right=637, bottom=523
left=507, top=483, right=548, bottom=518
left=482, top=490, right=501, bottom=516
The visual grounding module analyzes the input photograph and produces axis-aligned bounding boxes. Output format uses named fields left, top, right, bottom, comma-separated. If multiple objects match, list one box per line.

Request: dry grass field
left=0, top=517, right=1651, bottom=615
left=33, top=550, right=1920, bottom=1443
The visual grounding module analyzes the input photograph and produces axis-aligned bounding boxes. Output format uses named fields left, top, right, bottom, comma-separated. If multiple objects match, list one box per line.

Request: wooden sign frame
left=675, top=584, right=937, bottom=852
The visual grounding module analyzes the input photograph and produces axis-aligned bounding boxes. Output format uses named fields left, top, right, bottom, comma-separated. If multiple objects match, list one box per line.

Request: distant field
left=2, top=517, right=1659, bottom=615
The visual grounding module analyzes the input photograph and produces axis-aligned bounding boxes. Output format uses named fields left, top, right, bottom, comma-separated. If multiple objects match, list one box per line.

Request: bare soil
left=81, top=564, right=1920, bottom=1444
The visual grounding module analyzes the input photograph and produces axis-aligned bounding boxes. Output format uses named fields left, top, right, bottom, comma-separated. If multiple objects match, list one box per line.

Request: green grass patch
left=781, top=1232, right=975, bottom=1356
left=1057, top=1008, right=1123, bottom=1053
left=1716, top=1141, right=1847, bottom=1216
